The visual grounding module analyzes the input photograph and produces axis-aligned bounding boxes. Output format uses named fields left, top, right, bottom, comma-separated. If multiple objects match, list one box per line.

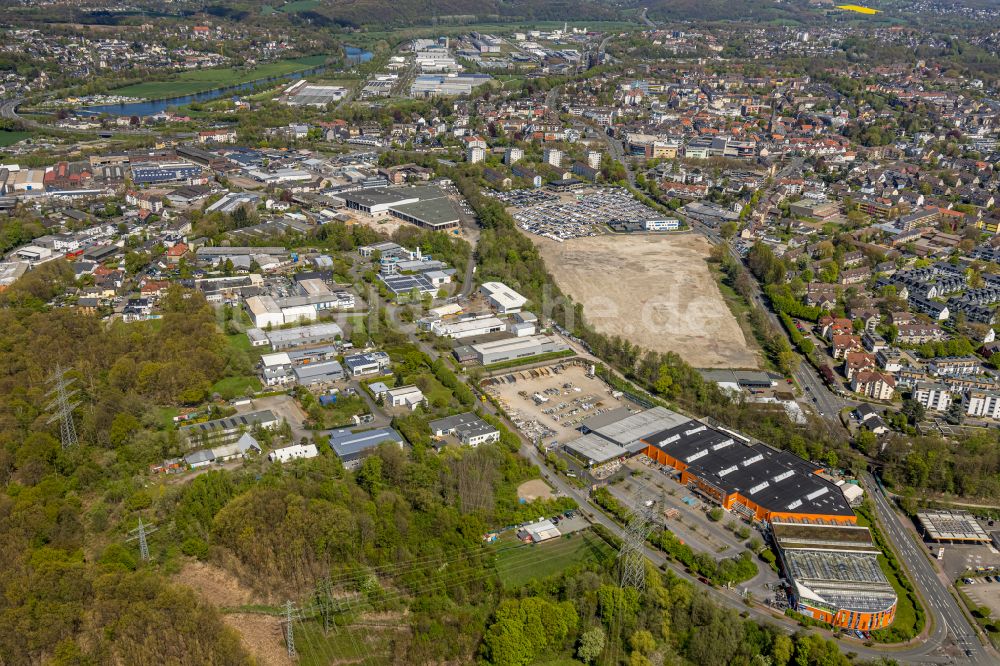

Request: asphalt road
left=2, top=96, right=155, bottom=138
left=864, top=472, right=996, bottom=665
left=668, top=156, right=856, bottom=426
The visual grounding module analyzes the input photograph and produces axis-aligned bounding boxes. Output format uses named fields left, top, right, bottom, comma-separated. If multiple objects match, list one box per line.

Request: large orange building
left=637, top=416, right=896, bottom=630
left=640, top=423, right=857, bottom=525
left=771, top=521, right=897, bottom=631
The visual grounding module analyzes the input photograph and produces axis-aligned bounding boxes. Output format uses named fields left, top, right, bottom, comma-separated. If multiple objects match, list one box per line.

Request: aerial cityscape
left=4, top=0, right=1000, bottom=664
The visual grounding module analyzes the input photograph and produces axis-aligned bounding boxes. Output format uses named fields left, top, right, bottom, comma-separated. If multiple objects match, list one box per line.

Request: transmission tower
left=126, top=518, right=158, bottom=561
left=285, top=600, right=297, bottom=658
left=45, top=364, right=80, bottom=449
left=617, top=507, right=654, bottom=591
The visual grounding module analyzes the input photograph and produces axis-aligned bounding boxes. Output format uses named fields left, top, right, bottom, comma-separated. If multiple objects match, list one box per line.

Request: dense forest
left=0, top=272, right=255, bottom=663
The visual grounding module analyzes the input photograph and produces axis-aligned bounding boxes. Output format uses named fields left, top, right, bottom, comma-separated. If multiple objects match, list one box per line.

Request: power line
left=45, top=363, right=80, bottom=449
left=289, top=539, right=607, bottom=662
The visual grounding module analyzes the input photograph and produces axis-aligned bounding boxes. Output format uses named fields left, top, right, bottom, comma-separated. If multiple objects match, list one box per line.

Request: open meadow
left=110, top=56, right=328, bottom=99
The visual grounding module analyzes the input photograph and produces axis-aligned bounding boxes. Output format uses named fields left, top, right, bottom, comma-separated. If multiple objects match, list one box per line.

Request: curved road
left=864, top=472, right=996, bottom=665
left=1, top=96, right=155, bottom=137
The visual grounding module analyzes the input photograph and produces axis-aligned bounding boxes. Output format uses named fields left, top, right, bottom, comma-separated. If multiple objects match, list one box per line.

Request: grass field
left=226, top=331, right=258, bottom=354
left=110, top=55, right=328, bottom=99
left=0, top=130, right=31, bottom=147
left=494, top=530, right=614, bottom=589
left=279, top=0, right=320, bottom=12
left=875, top=553, right=918, bottom=635
left=153, top=406, right=180, bottom=429
left=856, top=508, right=924, bottom=642
left=211, top=375, right=261, bottom=400
left=712, top=264, right=771, bottom=371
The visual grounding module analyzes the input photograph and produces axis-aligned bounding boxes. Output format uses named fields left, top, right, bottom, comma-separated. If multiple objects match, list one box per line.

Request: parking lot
left=610, top=456, right=780, bottom=598
left=940, top=541, right=1000, bottom=581
left=501, top=187, right=663, bottom=240
left=616, top=457, right=751, bottom=557
left=962, top=577, right=1000, bottom=618
left=483, top=362, right=632, bottom=446
left=485, top=188, right=558, bottom=207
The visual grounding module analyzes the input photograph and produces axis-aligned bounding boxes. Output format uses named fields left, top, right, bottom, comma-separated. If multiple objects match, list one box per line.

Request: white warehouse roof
left=480, top=281, right=527, bottom=310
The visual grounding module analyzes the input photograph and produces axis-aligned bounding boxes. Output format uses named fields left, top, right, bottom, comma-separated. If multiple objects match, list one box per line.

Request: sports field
left=534, top=233, right=760, bottom=369
left=110, top=56, right=328, bottom=99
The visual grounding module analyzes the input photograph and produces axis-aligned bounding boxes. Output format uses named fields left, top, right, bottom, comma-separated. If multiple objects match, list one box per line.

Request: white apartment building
left=913, top=382, right=952, bottom=412
left=966, top=390, right=1000, bottom=419
left=543, top=148, right=563, bottom=168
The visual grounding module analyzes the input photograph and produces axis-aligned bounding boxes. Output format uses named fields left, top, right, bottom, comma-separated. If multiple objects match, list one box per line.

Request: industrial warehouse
left=555, top=402, right=896, bottom=631
left=772, top=521, right=897, bottom=630
left=640, top=420, right=857, bottom=524
left=339, top=186, right=460, bottom=230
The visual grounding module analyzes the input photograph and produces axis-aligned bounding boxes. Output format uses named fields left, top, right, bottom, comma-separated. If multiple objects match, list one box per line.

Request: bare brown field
left=176, top=560, right=292, bottom=665
left=534, top=233, right=759, bottom=369
left=517, top=478, right=555, bottom=502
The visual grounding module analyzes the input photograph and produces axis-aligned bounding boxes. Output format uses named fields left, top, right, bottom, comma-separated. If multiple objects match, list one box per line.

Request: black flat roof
left=644, top=422, right=854, bottom=518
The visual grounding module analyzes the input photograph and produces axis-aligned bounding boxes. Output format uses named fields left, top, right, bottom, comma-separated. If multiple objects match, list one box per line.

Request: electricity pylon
left=126, top=517, right=158, bottom=561
left=45, top=364, right=80, bottom=449
left=617, top=506, right=655, bottom=591
left=285, top=600, right=297, bottom=658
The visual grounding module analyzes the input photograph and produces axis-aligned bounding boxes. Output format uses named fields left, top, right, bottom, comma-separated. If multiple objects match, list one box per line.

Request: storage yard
left=501, top=188, right=662, bottom=240
left=533, top=233, right=759, bottom=369
left=482, top=363, right=633, bottom=446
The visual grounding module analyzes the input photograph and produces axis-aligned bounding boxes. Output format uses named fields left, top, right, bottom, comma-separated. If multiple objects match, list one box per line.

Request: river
left=80, top=47, right=372, bottom=117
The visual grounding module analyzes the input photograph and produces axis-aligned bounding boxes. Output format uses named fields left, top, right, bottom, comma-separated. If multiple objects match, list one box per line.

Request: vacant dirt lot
left=518, top=478, right=555, bottom=502
left=534, top=233, right=759, bottom=369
